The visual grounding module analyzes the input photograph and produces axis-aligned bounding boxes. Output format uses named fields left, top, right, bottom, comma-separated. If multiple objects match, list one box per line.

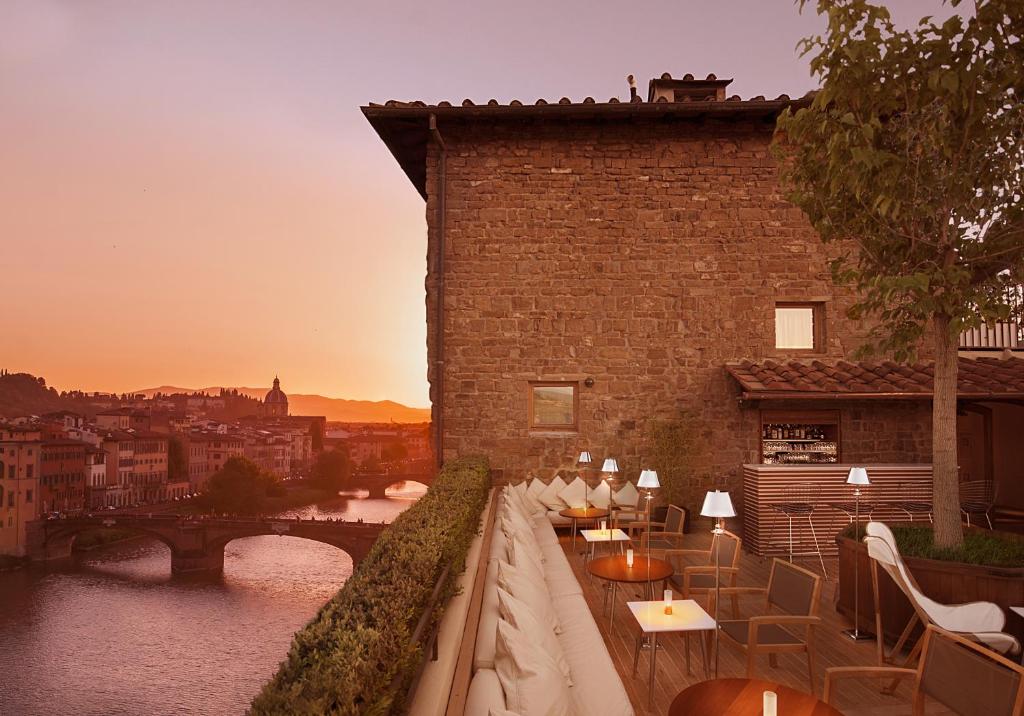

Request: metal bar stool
left=769, top=483, right=827, bottom=577
left=828, top=484, right=875, bottom=537
left=888, top=481, right=933, bottom=523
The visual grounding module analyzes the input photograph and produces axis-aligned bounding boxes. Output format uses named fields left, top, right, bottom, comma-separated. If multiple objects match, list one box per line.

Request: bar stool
left=769, top=483, right=827, bottom=577
left=828, top=484, right=876, bottom=536
left=888, top=481, right=933, bottom=523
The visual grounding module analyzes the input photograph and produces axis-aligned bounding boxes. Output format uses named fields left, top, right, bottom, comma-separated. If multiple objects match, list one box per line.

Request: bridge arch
left=29, top=521, right=181, bottom=562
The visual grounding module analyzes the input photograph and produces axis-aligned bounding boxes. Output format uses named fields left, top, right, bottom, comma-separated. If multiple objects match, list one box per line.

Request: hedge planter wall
left=836, top=529, right=1024, bottom=647
left=251, top=456, right=490, bottom=716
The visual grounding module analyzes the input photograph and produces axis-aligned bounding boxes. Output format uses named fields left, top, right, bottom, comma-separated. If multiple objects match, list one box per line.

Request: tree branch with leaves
left=776, top=0, right=1024, bottom=547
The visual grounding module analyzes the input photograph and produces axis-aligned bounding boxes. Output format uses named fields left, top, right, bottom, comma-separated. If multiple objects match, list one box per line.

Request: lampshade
left=700, top=490, right=736, bottom=518
left=637, top=469, right=660, bottom=489
left=601, top=458, right=619, bottom=474
left=847, top=467, right=870, bottom=485
left=577, top=451, right=593, bottom=466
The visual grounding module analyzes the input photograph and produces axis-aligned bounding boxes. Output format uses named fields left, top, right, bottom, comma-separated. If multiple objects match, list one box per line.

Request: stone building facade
left=363, top=75, right=947, bottom=512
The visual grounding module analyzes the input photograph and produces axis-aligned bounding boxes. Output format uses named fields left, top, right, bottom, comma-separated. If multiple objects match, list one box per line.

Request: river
left=0, top=484, right=427, bottom=716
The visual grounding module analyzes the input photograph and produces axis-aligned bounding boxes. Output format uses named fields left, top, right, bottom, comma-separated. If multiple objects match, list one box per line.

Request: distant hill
left=135, top=385, right=431, bottom=423
left=0, top=373, right=69, bottom=417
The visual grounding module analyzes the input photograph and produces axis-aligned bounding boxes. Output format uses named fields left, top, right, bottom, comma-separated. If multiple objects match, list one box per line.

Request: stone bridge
left=349, top=469, right=434, bottom=499
left=25, top=515, right=387, bottom=576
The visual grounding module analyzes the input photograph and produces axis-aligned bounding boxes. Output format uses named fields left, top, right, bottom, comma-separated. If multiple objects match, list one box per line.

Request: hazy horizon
left=2, top=0, right=951, bottom=405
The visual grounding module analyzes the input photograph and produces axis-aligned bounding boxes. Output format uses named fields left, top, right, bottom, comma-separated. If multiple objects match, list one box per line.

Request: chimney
left=627, top=74, right=638, bottom=102
left=647, top=73, right=733, bottom=103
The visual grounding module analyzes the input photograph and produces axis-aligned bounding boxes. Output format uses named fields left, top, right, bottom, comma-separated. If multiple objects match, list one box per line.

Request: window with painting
left=529, top=383, right=578, bottom=431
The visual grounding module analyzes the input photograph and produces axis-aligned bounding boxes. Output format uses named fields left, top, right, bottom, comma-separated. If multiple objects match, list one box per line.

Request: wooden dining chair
left=665, top=529, right=743, bottom=617
left=824, top=625, right=1024, bottom=716
left=636, top=504, right=687, bottom=555
left=711, top=558, right=823, bottom=694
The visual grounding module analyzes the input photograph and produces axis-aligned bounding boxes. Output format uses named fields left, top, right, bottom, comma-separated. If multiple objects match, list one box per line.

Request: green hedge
left=251, top=456, right=490, bottom=715
left=843, top=523, right=1024, bottom=567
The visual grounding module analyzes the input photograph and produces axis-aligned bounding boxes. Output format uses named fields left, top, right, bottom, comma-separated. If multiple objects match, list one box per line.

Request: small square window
left=528, top=382, right=578, bottom=431
left=775, top=303, right=825, bottom=351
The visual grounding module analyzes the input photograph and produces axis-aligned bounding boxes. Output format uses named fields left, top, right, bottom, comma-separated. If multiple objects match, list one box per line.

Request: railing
left=959, top=286, right=1023, bottom=350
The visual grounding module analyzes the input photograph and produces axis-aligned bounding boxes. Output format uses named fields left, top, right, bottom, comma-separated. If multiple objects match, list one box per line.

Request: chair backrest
left=864, top=522, right=1006, bottom=634
left=767, top=558, right=820, bottom=617
left=960, top=480, right=995, bottom=506
left=780, top=482, right=821, bottom=506
left=709, top=529, right=742, bottom=568
left=916, top=626, right=1024, bottom=716
left=664, top=505, right=685, bottom=534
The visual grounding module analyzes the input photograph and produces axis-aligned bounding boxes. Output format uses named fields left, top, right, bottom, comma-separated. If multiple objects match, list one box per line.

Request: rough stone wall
left=423, top=117, right=933, bottom=513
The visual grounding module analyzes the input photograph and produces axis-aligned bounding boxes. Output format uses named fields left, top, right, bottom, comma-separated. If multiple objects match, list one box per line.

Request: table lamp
left=577, top=451, right=593, bottom=511
left=701, top=489, right=735, bottom=677
left=844, top=466, right=874, bottom=641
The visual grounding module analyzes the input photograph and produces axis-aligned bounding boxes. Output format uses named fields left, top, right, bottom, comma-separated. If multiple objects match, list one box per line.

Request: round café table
left=559, top=507, right=609, bottom=550
left=587, top=554, right=673, bottom=629
left=669, top=678, right=843, bottom=716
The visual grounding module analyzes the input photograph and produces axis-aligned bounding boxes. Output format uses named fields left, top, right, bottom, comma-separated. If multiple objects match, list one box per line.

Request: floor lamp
left=601, top=457, right=619, bottom=524
left=701, top=489, right=735, bottom=678
left=638, top=470, right=659, bottom=588
left=577, top=451, right=593, bottom=510
left=843, top=466, right=874, bottom=641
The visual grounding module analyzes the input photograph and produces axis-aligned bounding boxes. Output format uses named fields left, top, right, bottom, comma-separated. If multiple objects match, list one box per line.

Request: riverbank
left=173, top=486, right=337, bottom=517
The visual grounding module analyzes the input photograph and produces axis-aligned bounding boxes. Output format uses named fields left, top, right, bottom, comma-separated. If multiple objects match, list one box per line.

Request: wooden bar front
left=742, top=463, right=933, bottom=557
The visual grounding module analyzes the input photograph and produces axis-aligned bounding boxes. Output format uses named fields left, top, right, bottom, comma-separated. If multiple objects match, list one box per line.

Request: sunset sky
left=1, top=0, right=948, bottom=407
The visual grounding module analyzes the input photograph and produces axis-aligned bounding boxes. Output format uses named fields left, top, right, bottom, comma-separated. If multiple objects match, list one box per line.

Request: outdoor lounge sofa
left=464, top=483, right=634, bottom=716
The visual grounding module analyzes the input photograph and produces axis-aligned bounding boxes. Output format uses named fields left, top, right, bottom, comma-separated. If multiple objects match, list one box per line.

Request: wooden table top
left=587, top=554, right=673, bottom=583
left=558, top=507, right=609, bottom=520
left=669, top=678, right=843, bottom=716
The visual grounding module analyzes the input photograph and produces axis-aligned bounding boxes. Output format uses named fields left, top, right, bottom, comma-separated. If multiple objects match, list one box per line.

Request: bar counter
left=741, top=463, right=933, bottom=558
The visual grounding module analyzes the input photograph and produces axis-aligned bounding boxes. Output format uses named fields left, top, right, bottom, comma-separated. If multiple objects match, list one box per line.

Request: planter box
left=836, top=530, right=1024, bottom=647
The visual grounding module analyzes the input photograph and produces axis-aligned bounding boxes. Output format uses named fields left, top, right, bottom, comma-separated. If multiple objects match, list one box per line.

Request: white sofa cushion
left=587, top=479, right=612, bottom=508
left=465, top=668, right=506, bottom=716
left=531, top=515, right=560, bottom=547
left=497, top=560, right=560, bottom=634
left=557, top=476, right=588, bottom=509
left=555, top=594, right=634, bottom=716
left=540, top=542, right=583, bottom=597
left=613, top=481, right=640, bottom=509
left=494, top=619, right=572, bottom=716
left=546, top=509, right=572, bottom=526
left=497, top=587, right=572, bottom=685
left=537, top=477, right=569, bottom=511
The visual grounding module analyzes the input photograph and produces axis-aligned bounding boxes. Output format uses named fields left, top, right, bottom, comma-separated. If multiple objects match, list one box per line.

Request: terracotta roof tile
left=725, top=356, right=1024, bottom=399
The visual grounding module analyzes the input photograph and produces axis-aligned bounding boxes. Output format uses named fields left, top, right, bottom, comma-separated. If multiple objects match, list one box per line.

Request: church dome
left=264, top=376, right=288, bottom=405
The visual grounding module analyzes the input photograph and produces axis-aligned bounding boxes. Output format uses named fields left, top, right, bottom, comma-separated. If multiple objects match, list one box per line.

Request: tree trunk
left=931, top=313, right=964, bottom=548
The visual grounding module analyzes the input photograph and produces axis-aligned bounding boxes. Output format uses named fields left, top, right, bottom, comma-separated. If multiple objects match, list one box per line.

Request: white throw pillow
left=613, top=481, right=640, bottom=508
left=587, top=479, right=611, bottom=509
left=557, top=476, right=588, bottom=509
left=501, top=515, right=542, bottom=565
left=526, top=477, right=546, bottom=500
left=519, top=486, right=546, bottom=517
left=497, top=587, right=573, bottom=685
left=497, top=560, right=560, bottom=634
left=494, top=619, right=572, bottom=716
left=536, top=477, right=568, bottom=511
left=509, top=533, right=545, bottom=585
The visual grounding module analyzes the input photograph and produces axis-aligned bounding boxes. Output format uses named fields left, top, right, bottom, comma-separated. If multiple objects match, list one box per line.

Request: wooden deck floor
left=562, top=531, right=954, bottom=716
